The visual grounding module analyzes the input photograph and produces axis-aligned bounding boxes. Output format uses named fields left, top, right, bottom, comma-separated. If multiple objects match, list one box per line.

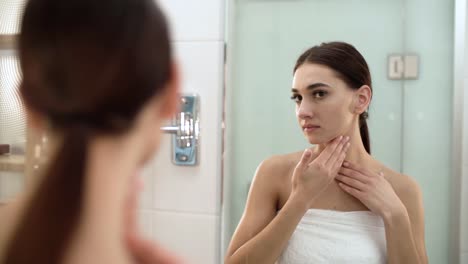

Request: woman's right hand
left=291, top=136, right=350, bottom=208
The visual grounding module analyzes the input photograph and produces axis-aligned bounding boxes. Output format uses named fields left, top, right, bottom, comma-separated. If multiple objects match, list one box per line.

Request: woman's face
left=292, top=63, right=358, bottom=144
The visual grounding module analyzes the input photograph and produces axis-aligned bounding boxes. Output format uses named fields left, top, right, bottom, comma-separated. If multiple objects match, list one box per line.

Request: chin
left=305, top=133, right=336, bottom=145
left=305, top=135, right=326, bottom=145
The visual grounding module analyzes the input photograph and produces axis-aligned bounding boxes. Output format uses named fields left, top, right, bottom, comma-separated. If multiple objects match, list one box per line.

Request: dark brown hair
left=294, top=42, right=372, bottom=154
left=5, top=0, right=171, bottom=263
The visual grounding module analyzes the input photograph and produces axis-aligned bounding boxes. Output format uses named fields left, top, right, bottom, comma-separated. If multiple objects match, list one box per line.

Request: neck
left=86, top=133, right=141, bottom=216
left=68, top=132, right=145, bottom=263
left=316, top=124, right=372, bottom=165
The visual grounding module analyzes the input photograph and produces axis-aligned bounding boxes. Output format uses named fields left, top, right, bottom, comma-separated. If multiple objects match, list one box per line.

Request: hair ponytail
left=359, top=113, right=371, bottom=154
left=7, top=0, right=172, bottom=261
left=4, top=124, right=92, bottom=263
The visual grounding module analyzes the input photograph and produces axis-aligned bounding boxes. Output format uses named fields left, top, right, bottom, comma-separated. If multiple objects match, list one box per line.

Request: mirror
left=223, top=0, right=459, bottom=263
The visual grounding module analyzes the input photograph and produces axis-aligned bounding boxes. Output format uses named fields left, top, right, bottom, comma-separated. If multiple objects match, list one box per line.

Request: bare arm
left=225, top=158, right=309, bottom=264
left=384, top=178, right=428, bottom=264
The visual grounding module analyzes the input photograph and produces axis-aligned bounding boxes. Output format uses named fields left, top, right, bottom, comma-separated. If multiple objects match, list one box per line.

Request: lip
left=302, top=124, right=320, bottom=132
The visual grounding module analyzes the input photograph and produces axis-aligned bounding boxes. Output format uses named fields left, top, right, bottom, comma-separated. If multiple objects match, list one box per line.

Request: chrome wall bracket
left=161, top=94, right=199, bottom=166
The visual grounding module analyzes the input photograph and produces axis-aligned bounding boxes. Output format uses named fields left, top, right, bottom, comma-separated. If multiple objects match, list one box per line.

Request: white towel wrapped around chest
left=278, top=209, right=387, bottom=264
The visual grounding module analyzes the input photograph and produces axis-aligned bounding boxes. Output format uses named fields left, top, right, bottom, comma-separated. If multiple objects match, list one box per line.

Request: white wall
left=136, top=1, right=226, bottom=264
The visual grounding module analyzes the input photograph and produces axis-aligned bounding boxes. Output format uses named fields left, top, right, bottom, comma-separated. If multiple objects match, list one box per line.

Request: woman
left=225, top=42, right=428, bottom=264
left=0, top=0, right=182, bottom=263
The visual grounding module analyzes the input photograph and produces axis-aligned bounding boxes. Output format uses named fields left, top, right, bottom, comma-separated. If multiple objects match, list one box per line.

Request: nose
left=297, top=101, right=313, bottom=120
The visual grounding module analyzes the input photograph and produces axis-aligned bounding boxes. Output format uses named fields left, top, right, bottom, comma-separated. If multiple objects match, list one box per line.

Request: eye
left=312, top=90, right=328, bottom=99
left=290, top=94, right=302, bottom=103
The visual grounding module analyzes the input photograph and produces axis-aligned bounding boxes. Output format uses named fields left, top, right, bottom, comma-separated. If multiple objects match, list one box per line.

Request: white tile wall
left=152, top=211, right=220, bottom=264
left=138, top=210, right=154, bottom=239
left=159, top=0, right=225, bottom=41
left=149, top=41, right=224, bottom=215
left=138, top=1, right=226, bottom=263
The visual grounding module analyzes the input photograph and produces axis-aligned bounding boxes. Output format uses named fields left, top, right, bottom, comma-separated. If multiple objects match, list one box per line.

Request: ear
left=353, top=85, right=372, bottom=114
left=159, top=62, right=181, bottom=119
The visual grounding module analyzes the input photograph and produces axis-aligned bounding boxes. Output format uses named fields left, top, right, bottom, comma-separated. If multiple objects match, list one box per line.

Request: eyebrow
left=291, top=82, right=331, bottom=93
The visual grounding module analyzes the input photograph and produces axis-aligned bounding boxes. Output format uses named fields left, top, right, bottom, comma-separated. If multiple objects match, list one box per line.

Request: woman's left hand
left=336, top=161, right=406, bottom=219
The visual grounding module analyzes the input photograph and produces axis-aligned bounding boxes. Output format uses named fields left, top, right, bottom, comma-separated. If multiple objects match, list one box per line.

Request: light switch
left=388, top=55, right=404, bottom=79
left=388, top=54, right=420, bottom=80
left=404, top=55, right=419, bottom=79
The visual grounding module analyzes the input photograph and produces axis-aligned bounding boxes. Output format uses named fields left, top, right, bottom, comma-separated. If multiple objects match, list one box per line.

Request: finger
left=327, top=140, right=350, bottom=169
left=338, top=167, right=370, bottom=183
left=338, top=182, right=364, bottom=200
left=336, top=174, right=367, bottom=191
left=296, top=149, right=313, bottom=170
left=327, top=140, right=349, bottom=176
left=313, top=136, right=342, bottom=164
left=325, top=137, right=349, bottom=167
left=330, top=151, right=347, bottom=175
left=315, top=136, right=345, bottom=164
left=342, top=160, right=375, bottom=177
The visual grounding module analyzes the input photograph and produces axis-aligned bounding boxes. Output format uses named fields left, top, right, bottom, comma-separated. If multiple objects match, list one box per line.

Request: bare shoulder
left=250, top=151, right=304, bottom=198
left=257, top=151, right=303, bottom=181
left=380, top=166, right=423, bottom=208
